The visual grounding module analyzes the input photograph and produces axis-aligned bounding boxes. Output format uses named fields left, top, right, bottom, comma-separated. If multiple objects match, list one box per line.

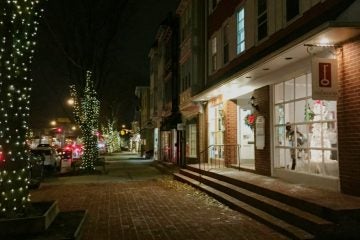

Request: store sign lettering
left=312, top=58, right=338, bottom=101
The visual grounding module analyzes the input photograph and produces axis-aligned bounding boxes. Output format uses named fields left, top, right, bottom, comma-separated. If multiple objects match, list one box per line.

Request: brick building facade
left=191, top=0, right=360, bottom=196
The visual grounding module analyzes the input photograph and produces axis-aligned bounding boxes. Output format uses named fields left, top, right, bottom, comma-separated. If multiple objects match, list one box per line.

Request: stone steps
left=174, top=168, right=341, bottom=239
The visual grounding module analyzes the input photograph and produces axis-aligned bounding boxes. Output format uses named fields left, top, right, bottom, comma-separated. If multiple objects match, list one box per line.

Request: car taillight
left=0, top=151, right=4, bottom=165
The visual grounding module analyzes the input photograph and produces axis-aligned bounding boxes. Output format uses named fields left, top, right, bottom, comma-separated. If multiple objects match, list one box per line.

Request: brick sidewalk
left=31, top=178, right=288, bottom=240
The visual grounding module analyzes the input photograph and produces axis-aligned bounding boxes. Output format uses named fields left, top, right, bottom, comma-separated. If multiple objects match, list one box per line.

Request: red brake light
left=0, top=151, right=4, bottom=164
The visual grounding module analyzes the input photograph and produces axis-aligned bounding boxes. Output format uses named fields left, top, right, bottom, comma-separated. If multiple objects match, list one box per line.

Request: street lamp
left=67, top=98, right=74, bottom=106
left=50, top=120, right=57, bottom=126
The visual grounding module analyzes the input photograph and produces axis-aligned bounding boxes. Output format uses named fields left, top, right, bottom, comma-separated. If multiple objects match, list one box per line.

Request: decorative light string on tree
left=0, top=0, right=44, bottom=217
left=69, top=71, right=100, bottom=171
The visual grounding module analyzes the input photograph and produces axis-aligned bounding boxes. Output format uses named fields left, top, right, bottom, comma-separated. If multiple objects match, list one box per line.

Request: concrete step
left=174, top=173, right=314, bottom=240
left=186, top=165, right=333, bottom=219
left=179, top=169, right=335, bottom=236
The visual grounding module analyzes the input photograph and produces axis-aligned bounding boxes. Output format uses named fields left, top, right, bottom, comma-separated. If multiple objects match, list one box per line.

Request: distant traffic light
left=57, top=128, right=62, bottom=133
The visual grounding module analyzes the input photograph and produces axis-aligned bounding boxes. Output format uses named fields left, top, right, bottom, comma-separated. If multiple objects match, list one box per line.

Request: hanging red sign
left=312, top=58, right=338, bottom=100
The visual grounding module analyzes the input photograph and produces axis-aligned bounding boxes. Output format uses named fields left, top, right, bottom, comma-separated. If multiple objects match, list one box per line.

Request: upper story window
left=236, top=7, right=245, bottom=54
left=286, top=0, right=300, bottom=22
left=223, top=24, right=229, bottom=64
left=257, top=0, right=268, bottom=41
left=211, top=37, right=217, bottom=72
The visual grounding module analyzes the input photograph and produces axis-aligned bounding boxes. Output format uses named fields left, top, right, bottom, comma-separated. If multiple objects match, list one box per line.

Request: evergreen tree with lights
left=0, top=0, right=44, bottom=218
left=70, top=71, right=100, bottom=171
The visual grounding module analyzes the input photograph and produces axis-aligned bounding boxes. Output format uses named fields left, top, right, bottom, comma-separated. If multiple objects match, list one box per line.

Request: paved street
left=30, top=152, right=288, bottom=240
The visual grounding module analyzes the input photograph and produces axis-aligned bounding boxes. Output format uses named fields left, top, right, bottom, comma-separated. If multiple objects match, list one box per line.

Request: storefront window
left=161, top=131, right=171, bottom=162
left=273, top=73, right=338, bottom=177
left=209, top=104, right=225, bottom=159
left=186, top=124, right=197, bottom=158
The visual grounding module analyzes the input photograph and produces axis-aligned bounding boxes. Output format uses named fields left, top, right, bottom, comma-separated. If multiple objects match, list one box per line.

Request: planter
left=0, top=201, right=59, bottom=236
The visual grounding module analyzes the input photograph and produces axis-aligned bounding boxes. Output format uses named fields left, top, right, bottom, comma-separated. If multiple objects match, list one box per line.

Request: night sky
left=30, top=0, right=179, bottom=130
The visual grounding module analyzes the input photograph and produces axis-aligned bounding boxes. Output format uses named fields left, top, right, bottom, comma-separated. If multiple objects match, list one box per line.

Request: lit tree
left=102, top=120, right=121, bottom=153
left=70, top=71, right=100, bottom=171
left=0, top=0, right=44, bottom=217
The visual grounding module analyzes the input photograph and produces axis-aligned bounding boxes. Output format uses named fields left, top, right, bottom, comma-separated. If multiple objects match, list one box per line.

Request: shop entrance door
left=238, top=107, right=255, bottom=169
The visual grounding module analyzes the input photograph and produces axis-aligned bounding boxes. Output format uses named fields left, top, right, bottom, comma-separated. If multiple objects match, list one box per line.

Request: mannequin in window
left=286, top=122, right=304, bottom=170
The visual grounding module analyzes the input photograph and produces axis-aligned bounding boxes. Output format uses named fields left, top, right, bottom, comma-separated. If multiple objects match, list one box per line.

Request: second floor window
left=223, top=24, right=229, bottom=64
left=211, top=37, right=217, bottom=72
left=286, top=0, right=300, bottom=22
left=236, top=8, right=245, bottom=54
left=257, top=0, right=268, bottom=41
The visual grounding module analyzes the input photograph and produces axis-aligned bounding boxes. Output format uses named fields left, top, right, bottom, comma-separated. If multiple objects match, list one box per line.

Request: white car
left=30, top=147, right=61, bottom=169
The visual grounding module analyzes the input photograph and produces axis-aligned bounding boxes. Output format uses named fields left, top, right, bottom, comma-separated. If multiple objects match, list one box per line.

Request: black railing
left=198, top=144, right=240, bottom=171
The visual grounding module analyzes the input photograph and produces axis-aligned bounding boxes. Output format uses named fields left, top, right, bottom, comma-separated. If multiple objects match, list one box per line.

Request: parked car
left=37, top=143, right=51, bottom=148
left=30, top=147, right=61, bottom=170
left=58, top=148, right=73, bottom=172
left=28, top=153, right=44, bottom=188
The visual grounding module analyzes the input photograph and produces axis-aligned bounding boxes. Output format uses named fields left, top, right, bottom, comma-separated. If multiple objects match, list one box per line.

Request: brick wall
left=253, top=86, right=271, bottom=176
left=337, top=37, right=360, bottom=196
left=224, top=100, right=238, bottom=165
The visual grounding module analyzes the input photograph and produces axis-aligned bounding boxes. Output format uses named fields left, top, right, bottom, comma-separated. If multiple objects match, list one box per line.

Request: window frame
left=187, top=124, right=197, bottom=158
left=273, top=73, right=339, bottom=177
left=222, top=23, right=230, bottom=64
left=210, top=36, right=218, bottom=72
left=236, top=7, right=245, bottom=54
left=256, top=0, right=268, bottom=42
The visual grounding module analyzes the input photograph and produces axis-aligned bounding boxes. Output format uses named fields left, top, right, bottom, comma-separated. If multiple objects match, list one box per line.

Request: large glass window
left=273, top=73, right=338, bottom=177
left=186, top=124, right=197, bottom=158
left=236, top=8, right=245, bottom=54
left=209, top=104, right=225, bottom=159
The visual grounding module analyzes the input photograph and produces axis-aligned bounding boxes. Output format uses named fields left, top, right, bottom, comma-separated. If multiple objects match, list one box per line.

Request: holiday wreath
left=244, top=113, right=256, bottom=129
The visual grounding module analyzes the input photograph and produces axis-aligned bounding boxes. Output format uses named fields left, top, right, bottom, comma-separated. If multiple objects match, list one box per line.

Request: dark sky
left=30, top=0, right=179, bottom=130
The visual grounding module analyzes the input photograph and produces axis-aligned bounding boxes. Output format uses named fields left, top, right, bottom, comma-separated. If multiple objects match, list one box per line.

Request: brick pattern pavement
left=31, top=178, right=288, bottom=240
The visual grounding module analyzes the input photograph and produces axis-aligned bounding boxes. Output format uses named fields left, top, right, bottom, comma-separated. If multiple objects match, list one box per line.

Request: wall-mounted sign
left=311, top=58, right=338, bottom=100
left=255, top=116, right=265, bottom=150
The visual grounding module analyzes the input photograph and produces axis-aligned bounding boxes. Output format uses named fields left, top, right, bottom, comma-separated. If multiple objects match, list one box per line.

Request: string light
left=0, top=0, right=44, bottom=217
left=70, top=71, right=100, bottom=171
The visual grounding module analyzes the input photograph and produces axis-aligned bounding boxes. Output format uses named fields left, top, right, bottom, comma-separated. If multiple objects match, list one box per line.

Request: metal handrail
left=199, top=145, right=214, bottom=171
left=199, top=144, right=241, bottom=171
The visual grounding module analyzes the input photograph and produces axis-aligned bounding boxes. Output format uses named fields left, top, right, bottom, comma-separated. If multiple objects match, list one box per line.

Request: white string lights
left=70, top=71, right=100, bottom=171
left=0, top=0, right=44, bottom=217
